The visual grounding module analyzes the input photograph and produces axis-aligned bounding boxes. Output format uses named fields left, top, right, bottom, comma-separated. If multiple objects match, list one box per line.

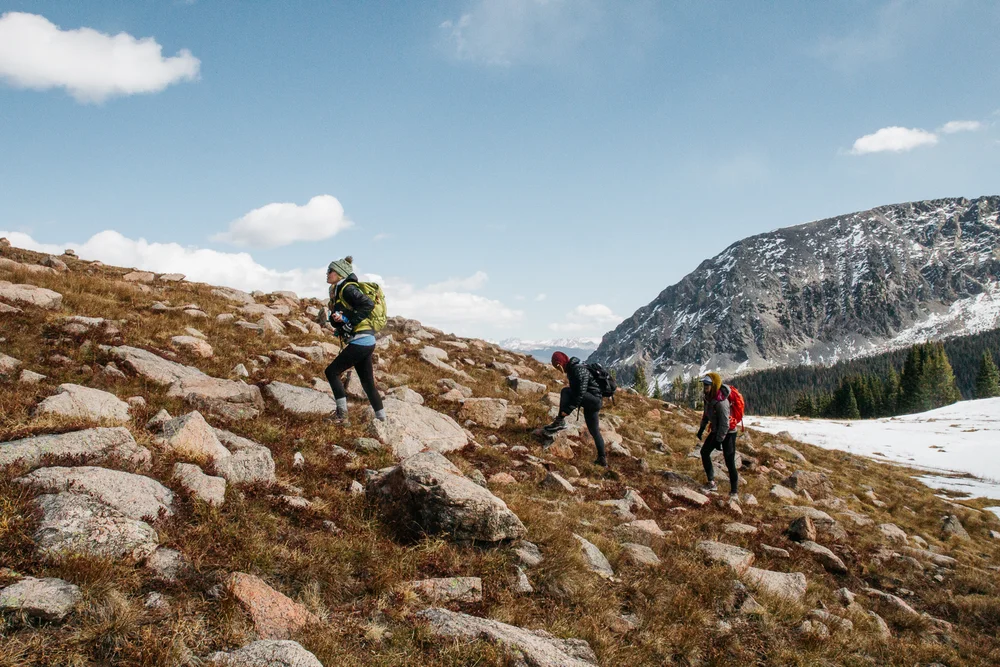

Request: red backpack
left=728, top=386, right=745, bottom=432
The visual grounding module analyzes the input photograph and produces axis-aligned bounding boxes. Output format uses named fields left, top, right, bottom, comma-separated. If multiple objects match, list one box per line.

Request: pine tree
left=831, top=379, right=861, bottom=419
left=898, top=345, right=926, bottom=413
left=976, top=351, right=1000, bottom=398
left=652, top=381, right=663, bottom=400
left=633, top=365, right=649, bottom=397
left=671, top=376, right=685, bottom=403
left=920, top=343, right=960, bottom=409
left=882, top=367, right=900, bottom=416
left=792, top=393, right=815, bottom=417
left=687, top=377, right=702, bottom=409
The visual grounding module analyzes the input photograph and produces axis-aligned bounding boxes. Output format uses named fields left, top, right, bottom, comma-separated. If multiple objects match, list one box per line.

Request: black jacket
left=564, top=357, right=600, bottom=412
left=330, top=273, right=374, bottom=334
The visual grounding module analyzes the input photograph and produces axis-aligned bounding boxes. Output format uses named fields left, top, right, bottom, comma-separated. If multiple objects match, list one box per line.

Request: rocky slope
left=2, top=239, right=1000, bottom=666
left=590, top=196, right=1000, bottom=384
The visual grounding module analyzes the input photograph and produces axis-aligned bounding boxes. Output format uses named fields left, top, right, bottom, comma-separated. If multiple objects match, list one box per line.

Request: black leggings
left=701, top=432, right=738, bottom=493
left=324, top=343, right=383, bottom=412
left=558, top=388, right=605, bottom=459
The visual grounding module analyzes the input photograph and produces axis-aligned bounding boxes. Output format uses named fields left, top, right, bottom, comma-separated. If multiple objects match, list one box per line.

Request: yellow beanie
left=706, top=371, right=722, bottom=395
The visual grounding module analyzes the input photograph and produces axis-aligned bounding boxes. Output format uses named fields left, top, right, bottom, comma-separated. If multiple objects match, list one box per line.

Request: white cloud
left=549, top=303, right=623, bottom=333
left=1, top=230, right=523, bottom=335
left=535, top=293, right=547, bottom=301
left=373, top=232, right=392, bottom=242
left=939, top=120, right=983, bottom=134
left=427, top=271, right=489, bottom=293
left=849, top=126, right=939, bottom=155
left=440, top=0, right=602, bottom=66
left=0, top=12, right=200, bottom=103
left=211, top=195, right=352, bottom=249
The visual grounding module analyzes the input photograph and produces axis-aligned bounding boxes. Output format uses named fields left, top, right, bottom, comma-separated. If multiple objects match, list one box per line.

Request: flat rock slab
left=418, top=346, right=473, bottom=381
left=36, top=384, right=130, bottom=424
left=613, top=519, right=665, bottom=547
left=211, top=286, right=257, bottom=305
left=171, top=335, right=214, bottom=358
left=366, top=397, right=469, bottom=458
left=110, top=346, right=207, bottom=386
left=540, top=471, right=576, bottom=494
left=668, top=486, right=710, bottom=506
left=0, top=576, right=81, bottom=621
left=507, top=376, right=547, bottom=395
left=367, top=451, right=526, bottom=543
left=32, top=492, right=159, bottom=561
left=0, top=427, right=149, bottom=470
left=0, top=281, right=63, bottom=309
left=406, top=577, right=483, bottom=604
left=770, top=484, right=798, bottom=500
left=741, top=567, right=807, bottom=603
left=1, top=353, right=22, bottom=376
left=417, top=607, right=599, bottom=667
left=167, top=375, right=264, bottom=413
left=573, top=534, right=614, bottom=578
left=206, top=640, right=323, bottom=667
left=18, top=466, right=174, bottom=521
left=697, top=541, right=755, bottom=575
left=264, top=381, right=337, bottom=416
left=58, top=316, right=121, bottom=336
left=723, top=523, right=759, bottom=536
left=226, top=572, right=319, bottom=640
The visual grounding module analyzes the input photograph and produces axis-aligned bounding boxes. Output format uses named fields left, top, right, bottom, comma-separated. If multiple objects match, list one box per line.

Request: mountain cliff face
left=590, top=196, right=1000, bottom=384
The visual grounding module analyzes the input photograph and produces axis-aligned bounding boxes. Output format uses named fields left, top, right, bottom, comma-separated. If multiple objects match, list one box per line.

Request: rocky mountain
left=498, top=337, right=601, bottom=363
left=590, top=196, right=1000, bottom=385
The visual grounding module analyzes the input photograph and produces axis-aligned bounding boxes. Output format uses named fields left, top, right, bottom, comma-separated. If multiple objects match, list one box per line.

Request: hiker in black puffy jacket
left=543, top=351, right=607, bottom=467
left=321, top=255, right=385, bottom=425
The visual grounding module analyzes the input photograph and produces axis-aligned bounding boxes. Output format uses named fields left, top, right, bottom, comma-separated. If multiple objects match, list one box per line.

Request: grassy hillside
left=2, top=242, right=1000, bottom=666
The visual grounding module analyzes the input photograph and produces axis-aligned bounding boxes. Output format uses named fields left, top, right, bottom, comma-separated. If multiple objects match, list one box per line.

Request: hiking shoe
left=324, top=409, right=349, bottom=426
left=728, top=493, right=740, bottom=502
left=593, top=457, right=608, bottom=468
left=541, top=417, right=568, bottom=435
left=703, top=480, right=718, bottom=492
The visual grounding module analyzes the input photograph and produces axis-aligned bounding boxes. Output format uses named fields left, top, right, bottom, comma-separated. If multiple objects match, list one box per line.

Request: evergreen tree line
left=734, top=326, right=1000, bottom=415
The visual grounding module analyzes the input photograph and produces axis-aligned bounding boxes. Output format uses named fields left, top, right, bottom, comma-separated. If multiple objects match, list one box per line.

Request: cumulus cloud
left=939, top=120, right=983, bottom=134
left=1, top=230, right=522, bottom=335
left=439, top=0, right=602, bottom=66
left=549, top=303, right=623, bottom=333
left=849, top=126, right=939, bottom=155
left=0, top=12, right=200, bottom=103
left=211, top=195, right=352, bottom=249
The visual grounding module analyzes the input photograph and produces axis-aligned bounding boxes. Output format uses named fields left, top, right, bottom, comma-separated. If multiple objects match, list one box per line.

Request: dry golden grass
left=2, top=246, right=1000, bottom=665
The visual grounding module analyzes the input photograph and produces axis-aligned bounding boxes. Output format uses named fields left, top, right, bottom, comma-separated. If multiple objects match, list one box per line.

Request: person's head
left=700, top=372, right=722, bottom=396
left=326, top=256, right=354, bottom=285
left=551, top=351, right=570, bottom=372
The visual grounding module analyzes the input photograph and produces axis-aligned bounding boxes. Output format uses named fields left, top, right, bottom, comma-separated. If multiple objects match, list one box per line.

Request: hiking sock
left=374, top=408, right=387, bottom=421
left=335, top=397, right=348, bottom=413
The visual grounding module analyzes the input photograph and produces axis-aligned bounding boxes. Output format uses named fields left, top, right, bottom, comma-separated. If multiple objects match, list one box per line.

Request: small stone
left=349, top=480, right=364, bottom=495
left=144, top=592, right=169, bottom=612
left=233, top=363, right=250, bottom=378
left=36, top=383, right=131, bottom=424
left=353, top=437, right=385, bottom=453
left=18, top=369, right=46, bottom=384
left=798, top=619, right=829, bottom=639
left=798, top=540, right=848, bottom=574
left=697, top=541, right=754, bottom=574
left=573, top=534, right=614, bottom=578
left=171, top=335, right=213, bottom=358
left=770, top=484, right=798, bottom=500
left=513, top=540, right=543, bottom=567
left=292, top=452, right=305, bottom=469
left=513, top=567, right=533, bottom=593
left=127, top=396, right=146, bottom=410
left=879, top=523, right=908, bottom=544
left=723, top=522, right=758, bottom=536
left=205, top=640, right=323, bottom=667
left=406, top=577, right=482, bottom=604
left=145, top=547, right=190, bottom=583
left=173, top=463, right=226, bottom=506
left=667, top=486, right=710, bottom=506
left=614, top=519, right=665, bottom=546
left=226, top=572, right=320, bottom=640
left=941, top=514, right=970, bottom=541
left=760, top=544, right=790, bottom=558
left=620, top=543, right=661, bottom=567
left=0, top=576, right=81, bottom=621
left=787, top=516, right=817, bottom=542
left=742, top=567, right=807, bottom=603
left=489, top=472, right=517, bottom=486
left=540, top=471, right=576, bottom=494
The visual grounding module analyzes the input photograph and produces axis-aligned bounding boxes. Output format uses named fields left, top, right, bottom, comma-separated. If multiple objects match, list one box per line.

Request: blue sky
left=1, top=0, right=998, bottom=340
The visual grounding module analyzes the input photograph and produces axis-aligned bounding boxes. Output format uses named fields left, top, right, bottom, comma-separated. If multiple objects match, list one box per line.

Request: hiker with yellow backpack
left=695, top=371, right=745, bottom=499
left=321, top=256, right=388, bottom=425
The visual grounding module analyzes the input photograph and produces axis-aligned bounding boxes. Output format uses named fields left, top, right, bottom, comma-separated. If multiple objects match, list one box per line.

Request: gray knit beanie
left=327, top=255, right=354, bottom=278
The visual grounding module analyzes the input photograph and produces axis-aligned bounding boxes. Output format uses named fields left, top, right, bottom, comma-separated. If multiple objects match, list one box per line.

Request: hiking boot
left=324, top=409, right=349, bottom=426
left=728, top=492, right=740, bottom=502
left=593, top=456, right=608, bottom=468
left=541, top=417, right=568, bottom=435
left=703, top=480, right=718, bottom=493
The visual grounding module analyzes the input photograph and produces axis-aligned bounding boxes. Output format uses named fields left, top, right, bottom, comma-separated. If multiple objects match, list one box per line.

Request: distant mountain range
left=589, top=196, right=1000, bottom=386
left=497, top=337, right=601, bottom=363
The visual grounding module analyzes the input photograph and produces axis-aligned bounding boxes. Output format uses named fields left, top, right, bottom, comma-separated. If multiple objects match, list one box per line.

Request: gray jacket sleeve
left=711, top=398, right=731, bottom=442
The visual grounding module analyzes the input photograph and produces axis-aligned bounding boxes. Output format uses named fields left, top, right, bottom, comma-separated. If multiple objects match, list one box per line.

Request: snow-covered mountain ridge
left=497, top=337, right=600, bottom=363
left=589, top=196, right=1000, bottom=384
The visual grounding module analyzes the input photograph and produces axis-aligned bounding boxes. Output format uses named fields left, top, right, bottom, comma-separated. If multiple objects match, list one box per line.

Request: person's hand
left=332, top=311, right=345, bottom=324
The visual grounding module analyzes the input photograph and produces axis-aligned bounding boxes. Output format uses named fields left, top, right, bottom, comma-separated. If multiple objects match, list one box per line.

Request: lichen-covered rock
left=110, top=345, right=206, bottom=385
left=0, top=352, right=21, bottom=376
left=365, top=398, right=469, bottom=458
left=798, top=540, right=848, bottom=574
left=417, top=607, right=598, bottom=666
left=145, top=547, right=190, bottom=583
left=18, top=466, right=174, bottom=521
left=573, top=534, right=614, bottom=578
left=32, top=492, right=159, bottom=561
left=35, top=384, right=130, bottom=424
left=782, top=470, right=833, bottom=499
left=697, top=541, right=755, bottom=575
left=212, top=428, right=277, bottom=485
left=206, top=640, right=323, bottom=667
left=366, top=451, right=526, bottom=543
left=458, top=398, right=508, bottom=429
left=620, top=543, right=661, bottom=567
left=173, top=463, right=226, bottom=506
left=741, top=567, right=807, bottom=603
left=0, top=427, right=149, bottom=470
left=226, top=572, right=320, bottom=640
left=158, top=411, right=232, bottom=465
left=0, top=576, right=81, bottom=621
left=941, top=514, right=970, bottom=541
left=171, top=335, right=214, bottom=358
left=405, top=577, right=483, bottom=604
left=613, top=520, right=665, bottom=547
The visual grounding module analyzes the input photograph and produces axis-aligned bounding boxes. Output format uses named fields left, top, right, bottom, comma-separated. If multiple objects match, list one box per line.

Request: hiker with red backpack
left=695, top=371, right=744, bottom=499
left=322, top=256, right=387, bottom=425
left=542, top=351, right=613, bottom=467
